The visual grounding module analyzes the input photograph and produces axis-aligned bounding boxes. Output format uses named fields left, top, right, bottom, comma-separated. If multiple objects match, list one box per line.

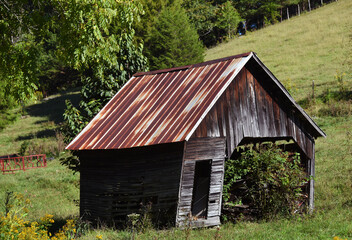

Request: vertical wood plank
left=246, top=69, right=260, bottom=137
left=308, top=141, right=315, bottom=212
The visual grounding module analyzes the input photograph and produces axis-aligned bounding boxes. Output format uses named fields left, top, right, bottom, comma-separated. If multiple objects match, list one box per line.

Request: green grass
left=0, top=89, right=80, bottom=228
left=0, top=89, right=80, bottom=156
left=0, top=1, right=352, bottom=239
left=0, top=159, right=79, bottom=222
left=0, top=91, right=79, bottom=226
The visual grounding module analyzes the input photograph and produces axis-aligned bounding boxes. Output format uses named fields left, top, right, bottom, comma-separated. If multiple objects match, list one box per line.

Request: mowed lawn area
left=0, top=0, right=351, bottom=239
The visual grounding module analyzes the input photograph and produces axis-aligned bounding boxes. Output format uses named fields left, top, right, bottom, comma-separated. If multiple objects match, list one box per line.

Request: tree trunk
left=321, top=0, right=323, bottom=5
left=308, top=0, right=311, bottom=11
left=298, top=4, right=300, bottom=16
left=287, top=8, right=290, bottom=20
left=280, top=8, right=283, bottom=22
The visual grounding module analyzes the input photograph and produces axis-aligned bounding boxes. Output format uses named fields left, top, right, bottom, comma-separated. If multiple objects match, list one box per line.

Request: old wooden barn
left=66, top=52, right=325, bottom=227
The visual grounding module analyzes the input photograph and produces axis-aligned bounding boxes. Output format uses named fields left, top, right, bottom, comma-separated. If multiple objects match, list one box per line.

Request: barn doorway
left=191, top=160, right=211, bottom=218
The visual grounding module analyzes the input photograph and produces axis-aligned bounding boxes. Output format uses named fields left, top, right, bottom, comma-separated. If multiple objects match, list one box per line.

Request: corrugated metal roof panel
left=66, top=52, right=252, bottom=150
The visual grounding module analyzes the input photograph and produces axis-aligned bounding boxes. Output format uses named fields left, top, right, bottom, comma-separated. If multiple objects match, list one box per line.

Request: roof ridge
left=191, top=51, right=253, bottom=68
left=133, top=51, right=253, bottom=77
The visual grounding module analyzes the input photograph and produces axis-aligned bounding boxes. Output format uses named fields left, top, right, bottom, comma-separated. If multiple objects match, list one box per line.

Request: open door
left=191, top=160, right=211, bottom=218
left=176, top=137, right=226, bottom=227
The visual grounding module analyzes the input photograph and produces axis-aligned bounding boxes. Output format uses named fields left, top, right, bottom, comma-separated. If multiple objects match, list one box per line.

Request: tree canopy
left=146, top=1, right=205, bottom=70
left=58, top=0, right=148, bottom=141
left=0, top=0, right=49, bottom=109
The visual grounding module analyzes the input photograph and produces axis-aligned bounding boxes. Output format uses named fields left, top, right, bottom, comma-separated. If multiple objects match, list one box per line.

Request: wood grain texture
left=176, top=137, right=226, bottom=228
left=191, top=67, right=315, bottom=161
left=79, top=142, right=184, bottom=225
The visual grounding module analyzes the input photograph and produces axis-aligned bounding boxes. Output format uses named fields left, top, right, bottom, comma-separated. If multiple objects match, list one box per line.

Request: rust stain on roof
left=66, top=52, right=253, bottom=150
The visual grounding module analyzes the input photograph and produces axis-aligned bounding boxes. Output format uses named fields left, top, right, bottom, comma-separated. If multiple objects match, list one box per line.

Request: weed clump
left=223, top=144, right=308, bottom=221
left=0, top=191, right=79, bottom=240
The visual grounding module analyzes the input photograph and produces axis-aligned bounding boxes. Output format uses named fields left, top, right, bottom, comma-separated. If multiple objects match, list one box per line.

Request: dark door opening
left=191, top=160, right=211, bottom=218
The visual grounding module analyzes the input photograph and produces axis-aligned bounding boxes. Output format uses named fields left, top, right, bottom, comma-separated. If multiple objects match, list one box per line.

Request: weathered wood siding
left=176, top=137, right=226, bottom=227
left=79, top=142, right=184, bottom=225
left=191, top=66, right=315, bottom=160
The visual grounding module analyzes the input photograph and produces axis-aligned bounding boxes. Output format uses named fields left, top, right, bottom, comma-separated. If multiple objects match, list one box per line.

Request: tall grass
left=0, top=159, right=79, bottom=221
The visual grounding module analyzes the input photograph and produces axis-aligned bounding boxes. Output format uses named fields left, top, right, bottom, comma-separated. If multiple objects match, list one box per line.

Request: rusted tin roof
left=66, top=52, right=253, bottom=150
left=66, top=51, right=325, bottom=150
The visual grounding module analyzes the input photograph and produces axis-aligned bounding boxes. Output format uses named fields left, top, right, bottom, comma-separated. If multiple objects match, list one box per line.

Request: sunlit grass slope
left=206, top=0, right=352, bottom=101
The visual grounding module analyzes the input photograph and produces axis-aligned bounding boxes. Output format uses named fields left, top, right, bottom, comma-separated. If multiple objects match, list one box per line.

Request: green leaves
left=60, top=0, right=148, bottom=143
left=223, top=144, right=308, bottom=219
left=0, top=0, right=53, bottom=109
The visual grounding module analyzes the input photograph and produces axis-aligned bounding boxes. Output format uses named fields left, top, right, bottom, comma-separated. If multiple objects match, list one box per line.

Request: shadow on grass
left=49, top=217, right=69, bottom=235
left=48, top=216, right=91, bottom=238
left=15, top=129, right=57, bottom=141
left=26, top=89, right=81, bottom=125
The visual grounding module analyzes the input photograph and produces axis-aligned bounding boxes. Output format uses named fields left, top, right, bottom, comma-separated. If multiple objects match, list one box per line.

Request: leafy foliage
left=146, top=1, right=205, bottom=70
left=135, top=0, right=174, bottom=43
left=60, top=154, right=80, bottom=175
left=0, top=0, right=331, bottom=115
left=182, top=0, right=219, bottom=46
left=223, top=144, right=308, bottom=219
left=0, top=1, right=52, bottom=110
left=0, top=109, right=19, bottom=131
left=58, top=0, right=148, bottom=142
left=217, top=1, right=243, bottom=39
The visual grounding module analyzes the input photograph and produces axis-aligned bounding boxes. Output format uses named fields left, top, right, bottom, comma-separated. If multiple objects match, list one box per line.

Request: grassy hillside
left=206, top=0, right=352, bottom=102
left=0, top=0, right=351, bottom=239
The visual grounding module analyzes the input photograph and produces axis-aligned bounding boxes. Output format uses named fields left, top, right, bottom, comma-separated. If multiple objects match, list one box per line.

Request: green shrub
left=223, top=144, right=308, bottom=220
left=0, top=109, right=19, bottom=131
left=318, top=100, right=352, bottom=117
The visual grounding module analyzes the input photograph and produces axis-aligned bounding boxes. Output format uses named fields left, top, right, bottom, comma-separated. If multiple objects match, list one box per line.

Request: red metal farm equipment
left=0, top=154, right=47, bottom=174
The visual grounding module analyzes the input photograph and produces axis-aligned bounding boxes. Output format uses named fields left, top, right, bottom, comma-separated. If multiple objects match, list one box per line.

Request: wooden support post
left=308, top=142, right=315, bottom=213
